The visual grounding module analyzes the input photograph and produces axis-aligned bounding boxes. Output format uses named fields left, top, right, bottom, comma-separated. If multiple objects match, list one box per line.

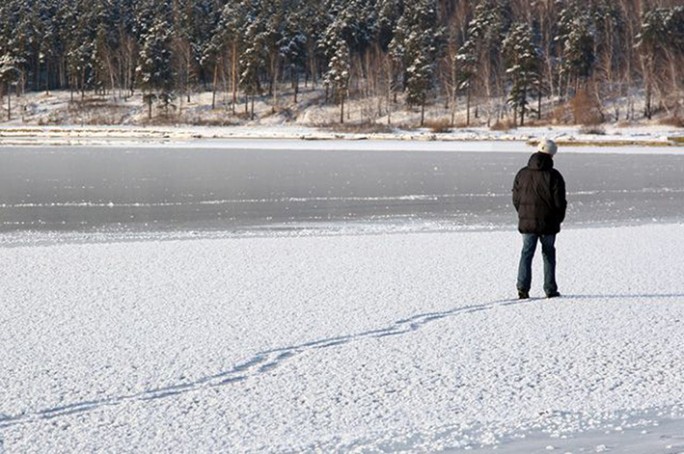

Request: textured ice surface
left=1, top=224, right=684, bottom=452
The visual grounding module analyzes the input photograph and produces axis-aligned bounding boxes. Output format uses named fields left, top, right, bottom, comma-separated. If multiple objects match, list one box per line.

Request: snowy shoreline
left=0, top=124, right=682, bottom=150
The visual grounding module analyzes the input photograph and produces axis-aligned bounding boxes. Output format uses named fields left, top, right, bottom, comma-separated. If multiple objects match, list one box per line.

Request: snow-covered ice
left=2, top=222, right=684, bottom=452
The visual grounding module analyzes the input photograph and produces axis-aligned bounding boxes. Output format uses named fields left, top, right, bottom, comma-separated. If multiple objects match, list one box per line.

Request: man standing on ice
left=512, top=139, right=567, bottom=299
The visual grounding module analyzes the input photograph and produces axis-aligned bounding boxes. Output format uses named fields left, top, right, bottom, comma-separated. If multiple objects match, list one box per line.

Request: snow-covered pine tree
left=502, top=22, right=541, bottom=126
left=458, top=0, right=510, bottom=126
left=318, top=5, right=342, bottom=97
left=1, top=0, right=37, bottom=96
left=184, top=0, right=220, bottom=101
left=339, top=0, right=378, bottom=56
left=320, top=18, right=351, bottom=123
left=208, top=0, right=250, bottom=110
left=0, top=1, right=26, bottom=115
left=259, top=0, right=286, bottom=108
left=136, top=10, right=175, bottom=119
left=389, top=0, right=442, bottom=125
left=239, top=0, right=266, bottom=119
left=0, top=54, right=23, bottom=120
left=0, top=2, right=7, bottom=54
left=377, top=0, right=403, bottom=51
left=91, top=0, right=126, bottom=97
left=299, top=0, right=329, bottom=88
left=238, top=0, right=306, bottom=116
left=455, top=37, right=477, bottom=126
left=318, top=0, right=379, bottom=121
left=93, top=22, right=112, bottom=95
left=62, top=0, right=100, bottom=101
left=32, top=0, right=60, bottom=94
left=170, top=0, right=195, bottom=105
left=556, top=1, right=594, bottom=98
left=278, top=1, right=307, bottom=103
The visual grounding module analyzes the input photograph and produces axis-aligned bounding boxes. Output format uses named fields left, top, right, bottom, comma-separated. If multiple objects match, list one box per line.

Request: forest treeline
left=0, top=0, right=682, bottom=126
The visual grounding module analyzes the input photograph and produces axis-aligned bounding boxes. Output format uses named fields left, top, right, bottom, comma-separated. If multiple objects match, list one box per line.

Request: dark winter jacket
left=512, top=152, right=567, bottom=234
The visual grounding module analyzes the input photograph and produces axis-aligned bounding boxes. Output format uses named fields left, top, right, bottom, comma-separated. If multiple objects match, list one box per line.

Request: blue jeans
left=517, top=233, right=558, bottom=295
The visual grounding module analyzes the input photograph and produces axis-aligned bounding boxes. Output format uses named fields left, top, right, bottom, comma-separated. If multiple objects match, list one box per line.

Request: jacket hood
left=527, top=152, right=554, bottom=171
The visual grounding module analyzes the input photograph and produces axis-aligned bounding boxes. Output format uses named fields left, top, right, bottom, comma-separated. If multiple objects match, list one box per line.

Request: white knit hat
left=538, top=139, right=558, bottom=156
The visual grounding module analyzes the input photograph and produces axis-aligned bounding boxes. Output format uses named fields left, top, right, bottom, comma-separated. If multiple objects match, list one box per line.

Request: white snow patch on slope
left=1, top=224, right=683, bottom=452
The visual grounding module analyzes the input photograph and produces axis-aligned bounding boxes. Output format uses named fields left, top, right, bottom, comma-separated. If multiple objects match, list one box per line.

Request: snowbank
left=1, top=223, right=684, bottom=452
left=0, top=123, right=682, bottom=149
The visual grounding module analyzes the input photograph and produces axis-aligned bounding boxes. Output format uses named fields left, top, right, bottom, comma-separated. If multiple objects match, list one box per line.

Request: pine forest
left=0, top=0, right=682, bottom=127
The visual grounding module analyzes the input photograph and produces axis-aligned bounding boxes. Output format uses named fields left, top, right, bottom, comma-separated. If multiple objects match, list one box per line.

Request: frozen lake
left=1, top=144, right=683, bottom=234
left=2, top=141, right=684, bottom=452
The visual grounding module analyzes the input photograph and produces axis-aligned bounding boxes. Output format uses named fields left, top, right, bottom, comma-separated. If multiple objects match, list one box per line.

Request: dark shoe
left=546, top=291, right=561, bottom=299
left=518, top=290, right=529, bottom=299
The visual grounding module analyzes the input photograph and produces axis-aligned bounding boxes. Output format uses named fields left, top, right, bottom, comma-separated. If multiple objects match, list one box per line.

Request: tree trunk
left=520, top=106, right=525, bottom=127
left=81, top=69, right=86, bottom=102
left=520, top=86, right=527, bottom=126
left=45, top=60, right=51, bottom=95
left=272, top=63, right=278, bottom=113
left=212, top=64, right=218, bottom=110
left=513, top=105, right=518, bottom=126
left=186, top=64, right=190, bottom=104
left=450, top=65, right=457, bottom=127
left=537, top=88, right=542, bottom=120
left=387, top=69, right=392, bottom=126
left=231, top=44, right=238, bottom=108
left=293, top=70, right=299, bottom=104
left=466, top=87, right=471, bottom=126
left=644, top=50, right=661, bottom=120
